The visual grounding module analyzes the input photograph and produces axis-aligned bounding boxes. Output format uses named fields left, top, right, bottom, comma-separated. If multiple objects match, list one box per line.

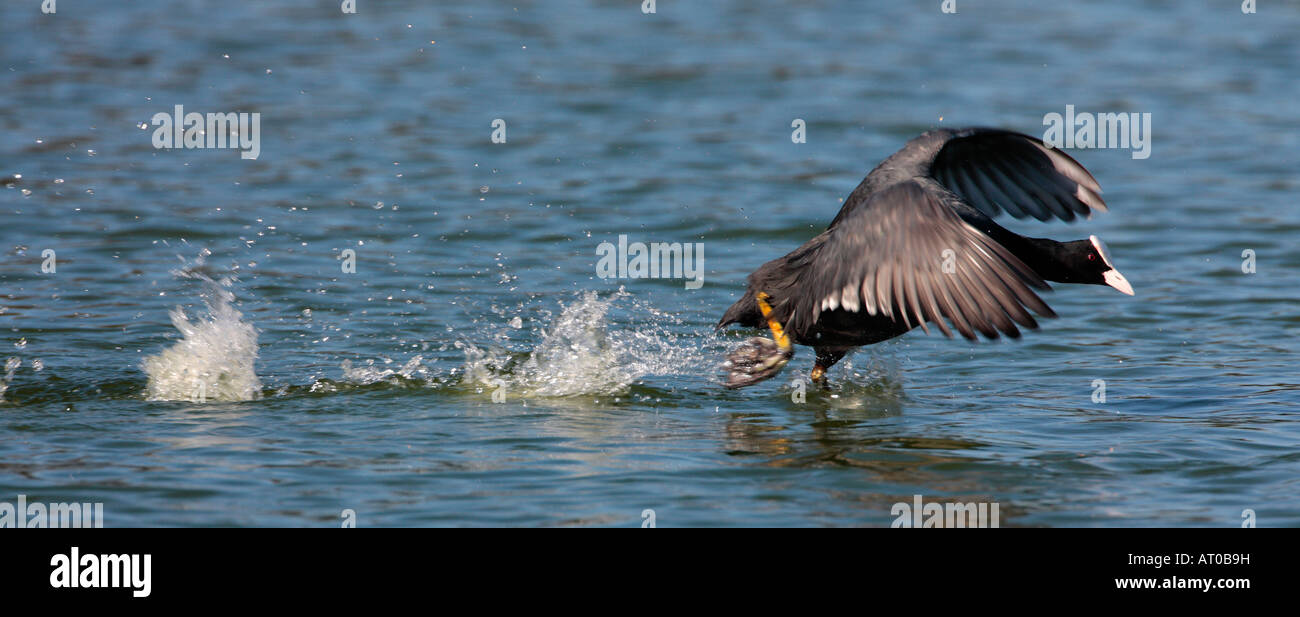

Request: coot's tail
left=716, top=288, right=762, bottom=330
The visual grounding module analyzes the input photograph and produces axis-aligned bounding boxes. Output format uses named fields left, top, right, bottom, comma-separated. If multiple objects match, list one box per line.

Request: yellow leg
left=723, top=292, right=795, bottom=388
left=810, top=365, right=826, bottom=382
left=756, top=292, right=791, bottom=351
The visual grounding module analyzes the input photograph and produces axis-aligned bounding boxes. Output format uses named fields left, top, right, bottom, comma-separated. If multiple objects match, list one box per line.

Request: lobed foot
left=723, top=336, right=794, bottom=389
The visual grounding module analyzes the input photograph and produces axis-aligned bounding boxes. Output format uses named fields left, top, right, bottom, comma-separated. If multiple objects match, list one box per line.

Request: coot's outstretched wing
left=929, top=128, right=1106, bottom=222
left=779, top=179, right=1056, bottom=340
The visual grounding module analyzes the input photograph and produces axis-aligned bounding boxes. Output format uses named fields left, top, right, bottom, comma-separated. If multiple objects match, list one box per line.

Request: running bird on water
left=718, top=128, right=1134, bottom=389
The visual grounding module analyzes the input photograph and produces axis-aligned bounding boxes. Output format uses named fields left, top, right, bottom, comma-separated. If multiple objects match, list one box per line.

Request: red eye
left=1088, top=254, right=1096, bottom=261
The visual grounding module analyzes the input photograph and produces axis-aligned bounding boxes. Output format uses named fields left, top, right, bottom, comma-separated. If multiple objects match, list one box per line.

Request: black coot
left=719, top=127, right=1134, bottom=388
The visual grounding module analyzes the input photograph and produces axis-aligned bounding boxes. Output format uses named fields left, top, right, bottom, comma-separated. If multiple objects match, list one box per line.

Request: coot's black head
left=1066, top=235, right=1134, bottom=295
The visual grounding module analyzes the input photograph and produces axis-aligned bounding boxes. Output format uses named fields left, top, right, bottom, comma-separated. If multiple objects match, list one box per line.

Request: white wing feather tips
left=840, top=284, right=859, bottom=312
left=822, top=294, right=839, bottom=312
left=861, top=275, right=877, bottom=316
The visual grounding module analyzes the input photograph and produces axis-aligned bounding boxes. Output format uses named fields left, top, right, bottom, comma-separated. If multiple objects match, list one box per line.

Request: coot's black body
left=719, top=128, right=1133, bottom=388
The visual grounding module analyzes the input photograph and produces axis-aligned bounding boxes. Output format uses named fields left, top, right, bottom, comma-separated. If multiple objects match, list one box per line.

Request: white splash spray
left=142, top=260, right=262, bottom=402
left=340, top=355, right=431, bottom=385
left=459, top=290, right=709, bottom=398
left=0, top=357, right=19, bottom=402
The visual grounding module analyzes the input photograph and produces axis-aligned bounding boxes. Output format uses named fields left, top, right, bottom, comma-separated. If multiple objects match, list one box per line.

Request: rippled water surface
left=2, top=1, right=1298, bottom=526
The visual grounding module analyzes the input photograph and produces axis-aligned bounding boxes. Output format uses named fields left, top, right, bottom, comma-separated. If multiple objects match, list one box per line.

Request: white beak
left=1103, top=268, right=1134, bottom=296
left=1091, top=235, right=1134, bottom=296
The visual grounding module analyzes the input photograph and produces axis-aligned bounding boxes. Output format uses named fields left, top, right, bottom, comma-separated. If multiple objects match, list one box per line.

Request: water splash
left=458, top=290, right=709, bottom=398
left=787, top=355, right=906, bottom=412
left=0, top=357, right=19, bottom=402
left=340, top=355, right=432, bottom=385
left=142, top=257, right=262, bottom=402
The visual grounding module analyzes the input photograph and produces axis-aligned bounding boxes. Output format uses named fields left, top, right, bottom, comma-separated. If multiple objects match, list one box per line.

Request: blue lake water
left=1, top=0, right=1298, bottom=526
